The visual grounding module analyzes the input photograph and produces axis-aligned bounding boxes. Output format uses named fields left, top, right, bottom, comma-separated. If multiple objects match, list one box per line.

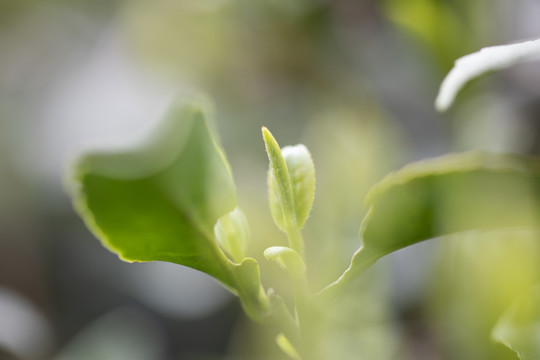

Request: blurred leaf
left=492, top=285, right=540, bottom=359
left=322, top=151, right=540, bottom=295
left=436, top=38, right=540, bottom=111
left=275, top=333, right=301, bottom=360
left=383, top=0, right=474, bottom=69
left=67, top=98, right=267, bottom=320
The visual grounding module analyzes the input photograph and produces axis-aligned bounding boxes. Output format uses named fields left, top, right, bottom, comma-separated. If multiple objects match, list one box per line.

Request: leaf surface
left=282, top=145, right=315, bottom=229
left=322, top=152, right=540, bottom=295
left=436, top=38, right=540, bottom=111
left=68, top=99, right=266, bottom=317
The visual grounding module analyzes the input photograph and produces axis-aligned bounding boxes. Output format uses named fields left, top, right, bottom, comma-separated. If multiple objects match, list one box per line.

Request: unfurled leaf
left=322, top=151, right=540, bottom=295
left=436, top=38, right=540, bottom=112
left=492, top=285, right=540, bottom=359
left=67, top=97, right=267, bottom=320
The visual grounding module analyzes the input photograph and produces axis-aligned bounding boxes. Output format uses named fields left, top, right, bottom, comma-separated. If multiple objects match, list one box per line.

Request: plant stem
left=286, top=225, right=304, bottom=258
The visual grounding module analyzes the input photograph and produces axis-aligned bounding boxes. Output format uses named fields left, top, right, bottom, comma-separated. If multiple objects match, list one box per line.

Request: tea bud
left=214, top=207, right=250, bottom=262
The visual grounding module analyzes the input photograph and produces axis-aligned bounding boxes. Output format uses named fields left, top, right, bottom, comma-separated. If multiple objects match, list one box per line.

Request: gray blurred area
left=1, top=0, right=540, bottom=359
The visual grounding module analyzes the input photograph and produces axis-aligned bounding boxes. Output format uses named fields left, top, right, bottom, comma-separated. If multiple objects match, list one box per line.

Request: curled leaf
left=264, top=246, right=306, bottom=278
left=436, top=38, right=540, bottom=112
left=282, top=145, right=315, bottom=229
left=214, top=207, right=250, bottom=263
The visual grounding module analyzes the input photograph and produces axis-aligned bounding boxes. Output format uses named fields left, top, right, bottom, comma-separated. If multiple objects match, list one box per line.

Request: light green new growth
left=282, top=145, right=315, bottom=229
left=68, top=97, right=540, bottom=360
left=214, top=207, right=250, bottom=263
left=276, top=333, right=302, bottom=360
left=262, top=127, right=315, bottom=256
left=264, top=246, right=306, bottom=279
left=263, top=127, right=296, bottom=231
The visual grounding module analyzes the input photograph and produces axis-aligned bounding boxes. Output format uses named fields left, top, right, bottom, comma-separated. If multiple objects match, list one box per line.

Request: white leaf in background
left=436, top=38, right=540, bottom=112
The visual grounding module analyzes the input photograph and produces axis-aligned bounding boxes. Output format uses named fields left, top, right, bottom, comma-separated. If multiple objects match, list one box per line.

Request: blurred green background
left=1, top=0, right=540, bottom=359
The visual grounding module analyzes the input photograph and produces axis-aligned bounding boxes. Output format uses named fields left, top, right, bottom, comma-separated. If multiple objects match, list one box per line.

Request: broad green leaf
left=322, top=151, right=540, bottom=296
left=282, top=145, right=315, bottom=229
left=67, top=98, right=267, bottom=319
left=492, top=285, right=540, bottom=359
left=436, top=38, right=540, bottom=112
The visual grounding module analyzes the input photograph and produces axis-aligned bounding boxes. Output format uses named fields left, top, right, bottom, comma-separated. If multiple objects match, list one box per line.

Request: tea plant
left=67, top=38, right=540, bottom=360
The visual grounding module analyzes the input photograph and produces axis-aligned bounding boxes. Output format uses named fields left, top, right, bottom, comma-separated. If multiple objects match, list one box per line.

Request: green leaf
left=67, top=97, right=267, bottom=319
left=214, top=207, right=250, bottom=263
left=492, top=285, right=540, bottom=359
left=322, top=151, right=540, bottom=296
left=436, top=38, right=540, bottom=112
left=264, top=246, right=306, bottom=278
left=282, top=145, right=315, bottom=229
left=263, top=127, right=296, bottom=231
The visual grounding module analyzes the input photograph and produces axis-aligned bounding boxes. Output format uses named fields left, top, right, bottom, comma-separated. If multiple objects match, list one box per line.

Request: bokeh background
left=2, top=0, right=540, bottom=359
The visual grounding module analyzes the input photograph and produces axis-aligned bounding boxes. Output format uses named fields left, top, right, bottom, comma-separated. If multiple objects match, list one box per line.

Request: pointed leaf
left=263, top=127, right=296, bottom=231
left=322, top=151, right=540, bottom=295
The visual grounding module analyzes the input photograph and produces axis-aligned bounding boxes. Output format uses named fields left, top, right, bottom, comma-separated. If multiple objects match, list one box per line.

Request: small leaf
left=268, top=170, right=287, bottom=231
left=264, top=246, right=306, bottom=278
left=263, top=127, right=296, bottom=231
left=67, top=97, right=266, bottom=319
left=282, top=145, right=315, bottom=229
left=214, top=207, right=250, bottom=263
left=232, top=258, right=270, bottom=322
left=492, top=285, right=540, bottom=359
left=322, top=151, right=540, bottom=295
left=436, top=38, right=540, bottom=112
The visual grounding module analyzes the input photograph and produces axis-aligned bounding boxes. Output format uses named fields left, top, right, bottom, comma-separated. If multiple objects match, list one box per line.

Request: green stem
left=286, top=226, right=305, bottom=258
left=291, top=271, right=322, bottom=360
